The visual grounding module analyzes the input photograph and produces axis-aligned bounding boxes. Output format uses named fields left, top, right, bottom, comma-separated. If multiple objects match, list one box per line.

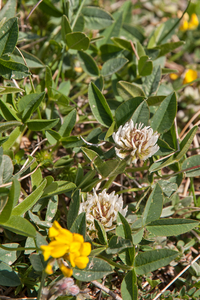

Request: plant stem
left=71, top=0, right=87, bottom=30
left=55, top=46, right=65, bottom=88
left=70, top=87, right=88, bottom=101
left=98, top=255, right=132, bottom=271
left=37, top=270, right=46, bottom=300
left=190, top=177, right=197, bottom=207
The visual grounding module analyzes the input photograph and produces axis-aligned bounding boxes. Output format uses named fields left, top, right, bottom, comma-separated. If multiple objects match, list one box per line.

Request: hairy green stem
left=98, top=255, right=133, bottom=271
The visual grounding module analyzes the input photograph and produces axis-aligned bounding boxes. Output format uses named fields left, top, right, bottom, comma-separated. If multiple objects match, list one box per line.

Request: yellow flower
left=40, top=221, right=91, bottom=277
left=188, top=14, right=199, bottom=30
left=169, top=73, right=179, bottom=80
left=183, top=69, right=198, bottom=85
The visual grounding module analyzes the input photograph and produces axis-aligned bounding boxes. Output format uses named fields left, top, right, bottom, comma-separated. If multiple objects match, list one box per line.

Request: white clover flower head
left=112, top=120, right=159, bottom=164
left=79, top=189, right=128, bottom=233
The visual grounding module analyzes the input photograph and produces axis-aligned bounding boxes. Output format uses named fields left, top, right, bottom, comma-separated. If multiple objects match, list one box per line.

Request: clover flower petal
left=112, top=120, right=159, bottom=164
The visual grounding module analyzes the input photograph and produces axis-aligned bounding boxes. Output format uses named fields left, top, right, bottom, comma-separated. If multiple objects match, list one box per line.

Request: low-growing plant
left=0, top=0, right=200, bottom=299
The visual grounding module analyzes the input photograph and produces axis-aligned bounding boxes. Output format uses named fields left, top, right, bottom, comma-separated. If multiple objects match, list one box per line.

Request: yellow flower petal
left=60, top=263, right=73, bottom=277
left=49, top=240, right=70, bottom=258
left=55, top=228, right=74, bottom=244
left=68, top=252, right=78, bottom=267
left=48, top=220, right=62, bottom=239
left=80, top=242, right=91, bottom=257
left=73, top=233, right=84, bottom=243
left=49, top=226, right=59, bottom=239
left=40, top=245, right=52, bottom=261
left=70, top=242, right=81, bottom=253
left=45, top=263, right=53, bottom=275
left=74, top=256, right=89, bottom=269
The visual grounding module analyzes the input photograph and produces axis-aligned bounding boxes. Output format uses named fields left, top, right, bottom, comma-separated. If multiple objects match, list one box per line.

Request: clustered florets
left=112, top=120, right=159, bottom=164
left=79, top=189, right=128, bottom=233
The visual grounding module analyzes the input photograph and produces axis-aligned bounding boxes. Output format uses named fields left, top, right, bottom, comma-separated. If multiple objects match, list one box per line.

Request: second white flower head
left=112, top=120, right=159, bottom=164
left=79, top=189, right=128, bottom=232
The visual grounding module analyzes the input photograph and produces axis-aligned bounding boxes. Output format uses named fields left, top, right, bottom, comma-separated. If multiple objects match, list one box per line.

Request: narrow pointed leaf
left=135, top=249, right=178, bottom=275
left=12, top=179, right=46, bottom=216
left=59, top=109, right=76, bottom=137
left=121, top=269, right=138, bottom=300
left=147, top=219, right=199, bottom=236
left=175, top=126, right=198, bottom=161
left=1, top=216, right=36, bottom=237
left=143, top=183, right=163, bottom=225
left=0, top=18, right=18, bottom=56
left=88, top=82, right=113, bottom=127
left=115, top=97, right=144, bottom=127
left=150, top=92, right=177, bottom=133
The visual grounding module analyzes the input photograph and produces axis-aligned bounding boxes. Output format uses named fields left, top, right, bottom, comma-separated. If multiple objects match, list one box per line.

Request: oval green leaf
left=78, top=50, right=99, bottom=77
left=117, top=81, right=145, bottom=100
left=65, top=32, right=89, bottom=50
left=101, top=57, right=128, bottom=76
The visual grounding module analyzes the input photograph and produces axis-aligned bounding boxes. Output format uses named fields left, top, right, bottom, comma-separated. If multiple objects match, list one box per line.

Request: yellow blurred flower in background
left=169, top=73, right=179, bottom=80
left=180, top=12, right=199, bottom=31
left=183, top=69, right=198, bottom=85
left=188, top=13, right=199, bottom=30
